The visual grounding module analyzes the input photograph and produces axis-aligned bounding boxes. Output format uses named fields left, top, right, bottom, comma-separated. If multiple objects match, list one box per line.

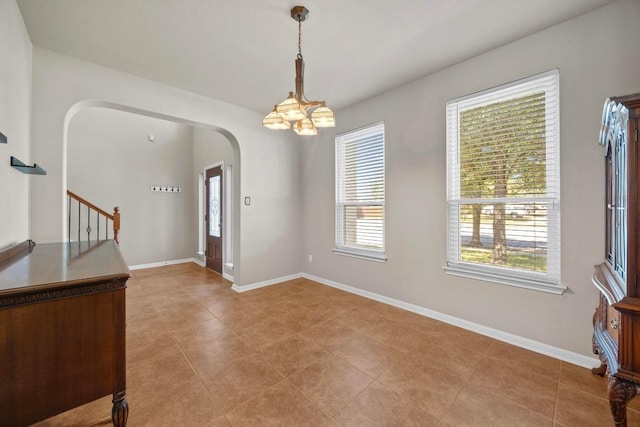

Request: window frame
left=444, top=70, right=565, bottom=294
left=334, top=121, right=387, bottom=262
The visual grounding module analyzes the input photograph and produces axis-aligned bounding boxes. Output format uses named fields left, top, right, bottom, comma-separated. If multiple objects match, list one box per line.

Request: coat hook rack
left=10, top=156, right=47, bottom=175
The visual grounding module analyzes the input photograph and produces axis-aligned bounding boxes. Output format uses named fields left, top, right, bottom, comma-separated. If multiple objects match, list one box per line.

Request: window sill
left=333, top=248, right=387, bottom=263
left=443, top=263, right=566, bottom=295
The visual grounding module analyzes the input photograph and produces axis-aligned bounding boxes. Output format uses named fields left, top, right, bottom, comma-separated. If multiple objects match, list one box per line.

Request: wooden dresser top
left=0, top=240, right=130, bottom=297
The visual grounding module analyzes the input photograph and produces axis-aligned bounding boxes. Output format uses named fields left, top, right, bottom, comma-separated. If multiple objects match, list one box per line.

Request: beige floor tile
left=375, top=355, right=467, bottom=418
left=555, top=383, right=640, bottom=427
left=331, top=333, right=405, bottom=378
left=253, top=298, right=306, bottom=318
left=275, top=306, right=329, bottom=332
left=409, top=337, right=483, bottom=380
left=287, top=354, right=374, bottom=417
left=442, top=384, right=554, bottom=426
left=32, top=395, right=113, bottom=426
left=332, top=307, right=391, bottom=336
left=559, top=361, right=608, bottom=398
left=359, top=316, right=424, bottom=353
left=337, top=380, right=441, bottom=426
left=378, top=305, right=443, bottom=335
left=126, top=375, right=224, bottom=427
left=300, top=319, right=365, bottom=352
left=205, top=294, right=255, bottom=317
left=31, top=266, right=624, bottom=426
left=216, top=306, right=268, bottom=331
left=159, top=304, right=218, bottom=332
left=225, top=380, right=333, bottom=426
left=484, top=340, right=562, bottom=381
left=127, top=352, right=199, bottom=391
left=182, top=333, right=258, bottom=376
left=422, top=322, right=495, bottom=353
left=126, top=319, right=180, bottom=369
left=202, top=353, right=284, bottom=413
left=468, top=356, right=558, bottom=418
left=234, top=316, right=298, bottom=349
left=170, top=317, right=228, bottom=349
left=260, top=334, right=331, bottom=377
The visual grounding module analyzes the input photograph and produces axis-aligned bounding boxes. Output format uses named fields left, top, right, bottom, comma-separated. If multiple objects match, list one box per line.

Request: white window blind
left=335, top=122, right=386, bottom=261
left=445, top=70, right=564, bottom=294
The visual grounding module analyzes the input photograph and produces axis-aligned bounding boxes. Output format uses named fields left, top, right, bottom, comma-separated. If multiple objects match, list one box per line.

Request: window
left=445, top=70, right=564, bottom=294
left=335, top=122, right=386, bottom=261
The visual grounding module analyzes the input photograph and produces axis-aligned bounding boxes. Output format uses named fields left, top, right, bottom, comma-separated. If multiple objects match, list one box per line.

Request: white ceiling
left=17, top=0, right=616, bottom=114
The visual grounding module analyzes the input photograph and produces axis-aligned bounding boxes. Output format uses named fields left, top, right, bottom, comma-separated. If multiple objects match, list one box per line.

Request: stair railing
left=66, top=190, right=120, bottom=244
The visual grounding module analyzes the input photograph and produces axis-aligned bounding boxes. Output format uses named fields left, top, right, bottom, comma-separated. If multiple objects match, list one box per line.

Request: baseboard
left=232, top=273, right=303, bottom=293
left=218, top=269, right=600, bottom=368
left=128, top=258, right=200, bottom=270
left=301, top=273, right=600, bottom=370
left=223, top=272, right=234, bottom=282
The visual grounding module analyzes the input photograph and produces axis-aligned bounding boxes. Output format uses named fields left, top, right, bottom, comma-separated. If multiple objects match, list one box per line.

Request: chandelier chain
left=297, top=18, right=302, bottom=59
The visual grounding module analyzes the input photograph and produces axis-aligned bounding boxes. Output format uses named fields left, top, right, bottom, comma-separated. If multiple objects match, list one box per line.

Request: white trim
left=224, top=269, right=597, bottom=369
left=335, top=121, right=386, bottom=257
left=443, top=264, right=567, bottom=295
left=445, top=69, right=561, bottom=289
left=129, top=258, right=199, bottom=270
left=129, top=257, right=232, bottom=284
left=333, top=248, right=387, bottom=262
left=301, top=273, right=598, bottom=370
left=231, top=273, right=303, bottom=293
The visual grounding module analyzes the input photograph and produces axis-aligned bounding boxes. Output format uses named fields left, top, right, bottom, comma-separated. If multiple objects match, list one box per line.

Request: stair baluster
left=66, top=190, right=120, bottom=244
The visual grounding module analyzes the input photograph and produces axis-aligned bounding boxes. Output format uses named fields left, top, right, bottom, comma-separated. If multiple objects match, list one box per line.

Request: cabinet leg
left=112, top=390, right=129, bottom=427
left=592, top=363, right=607, bottom=376
left=609, top=377, right=639, bottom=427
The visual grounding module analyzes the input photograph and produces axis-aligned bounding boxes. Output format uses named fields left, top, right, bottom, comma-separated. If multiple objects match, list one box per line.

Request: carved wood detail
left=0, top=278, right=126, bottom=309
left=112, top=390, right=129, bottom=427
left=609, top=376, right=640, bottom=427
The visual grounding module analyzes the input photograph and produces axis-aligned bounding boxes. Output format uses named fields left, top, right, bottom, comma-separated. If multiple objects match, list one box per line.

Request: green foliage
left=458, top=91, right=549, bottom=267
left=459, top=92, right=547, bottom=199
left=461, top=247, right=547, bottom=272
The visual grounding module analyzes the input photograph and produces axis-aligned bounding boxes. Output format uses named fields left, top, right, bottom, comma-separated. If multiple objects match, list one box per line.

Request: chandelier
left=262, top=6, right=335, bottom=136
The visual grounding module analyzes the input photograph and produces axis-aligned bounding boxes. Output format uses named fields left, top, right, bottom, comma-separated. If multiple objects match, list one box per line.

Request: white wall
left=67, top=107, right=195, bottom=266
left=29, top=47, right=303, bottom=286
left=0, top=0, right=32, bottom=249
left=301, top=0, right=640, bottom=357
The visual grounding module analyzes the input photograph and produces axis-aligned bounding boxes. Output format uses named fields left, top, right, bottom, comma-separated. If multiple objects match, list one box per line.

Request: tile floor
left=34, top=263, right=640, bottom=426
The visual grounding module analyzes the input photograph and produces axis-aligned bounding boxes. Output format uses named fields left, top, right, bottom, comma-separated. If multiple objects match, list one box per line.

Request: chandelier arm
left=295, top=57, right=305, bottom=101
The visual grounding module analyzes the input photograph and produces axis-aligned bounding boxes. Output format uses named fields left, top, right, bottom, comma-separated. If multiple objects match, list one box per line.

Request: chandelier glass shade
left=262, top=106, right=291, bottom=130
left=262, top=6, right=335, bottom=135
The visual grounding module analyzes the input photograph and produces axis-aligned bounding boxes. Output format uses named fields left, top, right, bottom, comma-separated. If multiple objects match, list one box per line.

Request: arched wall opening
left=63, top=100, right=241, bottom=281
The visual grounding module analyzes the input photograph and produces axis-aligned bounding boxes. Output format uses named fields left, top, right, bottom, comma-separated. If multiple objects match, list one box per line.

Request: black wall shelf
left=10, top=156, right=46, bottom=175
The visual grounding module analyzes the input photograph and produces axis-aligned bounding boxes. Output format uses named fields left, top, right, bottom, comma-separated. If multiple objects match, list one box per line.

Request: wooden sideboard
left=0, top=240, right=130, bottom=427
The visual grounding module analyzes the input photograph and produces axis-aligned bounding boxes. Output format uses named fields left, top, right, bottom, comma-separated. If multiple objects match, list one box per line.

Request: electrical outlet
left=308, top=254, right=312, bottom=262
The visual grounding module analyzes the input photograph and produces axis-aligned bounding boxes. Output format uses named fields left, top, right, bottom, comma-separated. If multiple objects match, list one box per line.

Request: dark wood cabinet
left=593, top=93, right=640, bottom=427
left=0, top=240, right=129, bottom=427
